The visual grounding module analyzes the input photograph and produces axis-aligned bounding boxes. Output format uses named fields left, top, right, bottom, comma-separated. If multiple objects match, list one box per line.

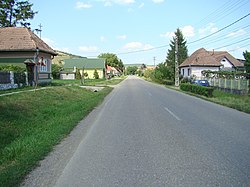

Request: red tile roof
left=0, top=27, right=57, bottom=55
left=208, top=51, right=243, bottom=67
left=180, top=48, right=221, bottom=67
left=179, top=48, right=243, bottom=68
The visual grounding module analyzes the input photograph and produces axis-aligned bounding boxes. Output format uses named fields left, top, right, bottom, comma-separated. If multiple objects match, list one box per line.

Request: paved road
left=25, top=76, right=250, bottom=186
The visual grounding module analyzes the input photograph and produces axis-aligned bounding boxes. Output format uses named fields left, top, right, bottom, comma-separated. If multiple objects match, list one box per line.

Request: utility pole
left=153, top=56, right=156, bottom=68
left=175, top=37, right=179, bottom=86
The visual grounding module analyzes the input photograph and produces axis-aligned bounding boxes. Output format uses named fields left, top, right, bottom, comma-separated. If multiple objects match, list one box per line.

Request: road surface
left=24, top=76, right=250, bottom=186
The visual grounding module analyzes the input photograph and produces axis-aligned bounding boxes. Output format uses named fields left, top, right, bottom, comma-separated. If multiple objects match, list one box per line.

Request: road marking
left=164, top=107, right=181, bottom=121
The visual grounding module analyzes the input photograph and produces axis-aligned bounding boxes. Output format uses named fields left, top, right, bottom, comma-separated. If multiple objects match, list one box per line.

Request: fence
left=0, top=71, right=27, bottom=90
left=205, top=77, right=249, bottom=95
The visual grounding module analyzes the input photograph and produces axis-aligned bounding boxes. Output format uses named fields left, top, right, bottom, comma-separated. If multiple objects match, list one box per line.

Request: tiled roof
left=0, top=27, right=57, bottom=55
left=180, top=48, right=221, bottom=67
left=208, top=51, right=243, bottom=67
left=63, top=58, right=106, bottom=69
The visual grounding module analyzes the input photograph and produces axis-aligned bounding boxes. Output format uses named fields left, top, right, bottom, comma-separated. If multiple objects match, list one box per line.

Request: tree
left=165, top=28, right=188, bottom=80
left=98, top=53, right=124, bottom=72
left=0, top=0, right=37, bottom=28
left=155, top=62, right=171, bottom=80
left=93, top=69, right=99, bottom=79
left=52, top=64, right=62, bottom=79
left=126, top=66, right=138, bottom=75
left=243, top=50, right=250, bottom=73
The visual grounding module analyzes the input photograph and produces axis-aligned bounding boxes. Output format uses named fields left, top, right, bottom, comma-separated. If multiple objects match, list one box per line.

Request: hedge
left=180, top=83, right=214, bottom=97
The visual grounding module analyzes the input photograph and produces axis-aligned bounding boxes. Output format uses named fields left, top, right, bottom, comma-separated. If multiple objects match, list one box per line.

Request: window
left=40, top=59, right=47, bottom=72
left=182, top=69, right=184, bottom=75
left=188, top=68, right=191, bottom=76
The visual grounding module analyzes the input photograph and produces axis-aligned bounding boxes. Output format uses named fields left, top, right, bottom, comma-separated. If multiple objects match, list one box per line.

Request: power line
left=188, top=12, right=250, bottom=45
left=214, top=37, right=250, bottom=50
left=117, top=13, right=250, bottom=56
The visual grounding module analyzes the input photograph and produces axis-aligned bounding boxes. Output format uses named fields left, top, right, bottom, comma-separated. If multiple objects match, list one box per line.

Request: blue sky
left=30, top=0, right=250, bottom=65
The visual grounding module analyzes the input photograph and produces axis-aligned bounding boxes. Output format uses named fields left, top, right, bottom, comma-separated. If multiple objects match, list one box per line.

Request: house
left=106, top=65, right=121, bottom=77
left=61, top=58, right=106, bottom=79
left=0, top=27, right=57, bottom=85
left=179, top=48, right=244, bottom=78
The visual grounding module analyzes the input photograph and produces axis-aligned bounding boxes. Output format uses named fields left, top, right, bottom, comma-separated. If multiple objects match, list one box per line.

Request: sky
left=29, top=0, right=250, bottom=65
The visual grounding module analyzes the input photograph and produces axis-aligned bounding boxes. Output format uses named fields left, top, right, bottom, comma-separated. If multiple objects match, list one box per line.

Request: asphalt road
left=24, top=76, right=250, bottom=186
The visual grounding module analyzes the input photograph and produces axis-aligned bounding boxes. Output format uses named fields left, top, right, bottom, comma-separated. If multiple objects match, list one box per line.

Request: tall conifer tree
left=0, top=0, right=37, bottom=28
left=165, top=28, right=188, bottom=80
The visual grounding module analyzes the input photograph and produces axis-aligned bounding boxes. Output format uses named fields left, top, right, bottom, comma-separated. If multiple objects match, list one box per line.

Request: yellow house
left=61, top=58, right=106, bottom=79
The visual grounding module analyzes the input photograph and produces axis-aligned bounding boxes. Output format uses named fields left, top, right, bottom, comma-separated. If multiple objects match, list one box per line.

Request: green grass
left=208, top=90, right=250, bottom=113
left=0, top=86, right=112, bottom=187
left=52, top=77, right=125, bottom=86
left=166, top=84, right=250, bottom=114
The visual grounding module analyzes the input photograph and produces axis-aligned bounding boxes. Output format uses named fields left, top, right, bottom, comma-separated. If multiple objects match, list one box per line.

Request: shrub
left=93, top=69, right=99, bottom=79
left=52, top=64, right=62, bottom=79
left=76, top=69, right=81, bottom=80
left=162, top=79, right=174, bottom=85
left=180, top=83, right=214, bottom=97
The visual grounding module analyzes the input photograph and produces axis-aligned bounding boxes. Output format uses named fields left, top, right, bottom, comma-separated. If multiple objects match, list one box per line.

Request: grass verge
left=0, top=86, right=112, bottom=187
left=208, top=90, right=250, bottom=113
left=52, top=77, right=126, bottom=86
left=166, top=84, right=250, bottom=114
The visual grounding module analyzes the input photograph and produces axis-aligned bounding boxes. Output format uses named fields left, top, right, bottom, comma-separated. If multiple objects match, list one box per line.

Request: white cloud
left=79, top=46, right=98, bottom=52
left=104, top=1, right=112, bottom=6
left=42, top=37, right=57, bottom=48
left=124, top=42, right=143, bottom=49
left=181, top=25, right=195, bottom=38
left=117, top=0, right=135, bottom=4
left=160, top=31, right=175, bottom=38
left=102, top=0, right=135, bottom=6
left=198, top=23, right=218, bottom=36
left=226, top=29, right=246, bottom=38
left=100, top=36, right=106, bottom=42
left=117, top=34, right=127, bottom=40
left=76, top=2, right=92, bottom=9
left=143, top=44, right=154, bottom=50
left=123, top=42, right=154, bottom=51
left=152, top=0, right=164, bottom=3
left=139, top=3, right=144, bottom=8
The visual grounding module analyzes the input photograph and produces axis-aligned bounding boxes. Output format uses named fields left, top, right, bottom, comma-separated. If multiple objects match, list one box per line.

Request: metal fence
left=205, top=77, right=249, bottom=95
left=0, top=72, right=11, bottom=84
left=0, top=71, right=27, bottom=90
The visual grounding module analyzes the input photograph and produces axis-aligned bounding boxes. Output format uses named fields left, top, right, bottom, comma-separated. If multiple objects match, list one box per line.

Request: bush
left=162, top=79, right=174, bottom=85
left=52, top=64, right=62, bottom=79
left=180, top=83, right=214, bottom=97
left=93, top=69, right=99, bottom=79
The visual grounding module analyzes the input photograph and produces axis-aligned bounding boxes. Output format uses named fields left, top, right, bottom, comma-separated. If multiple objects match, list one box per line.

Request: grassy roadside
left=0, top=86, right=112, bottom=187
left=144, top=77, right=250, bottom=114
left=52, top=77, right=126, bottom=86
left=166, top=85, right=250, bottom=114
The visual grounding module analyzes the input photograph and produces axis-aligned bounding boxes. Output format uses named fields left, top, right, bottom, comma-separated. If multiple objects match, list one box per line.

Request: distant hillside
left=52, top=50, right=86, bottom=65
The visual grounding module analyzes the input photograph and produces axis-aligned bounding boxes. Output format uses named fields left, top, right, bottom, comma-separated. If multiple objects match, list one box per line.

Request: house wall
left=60, top=72, right=75, bottom=80
left=80, top=69, right=104, bottom=79
left=220, top=58, right=232, bottom=68
left=181, top=66, right=220, bottom=78
left=0, top=51, right=53, bottom=84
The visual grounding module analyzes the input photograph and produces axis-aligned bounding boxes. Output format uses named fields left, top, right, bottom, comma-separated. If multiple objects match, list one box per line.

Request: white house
left=179, top=48, right=244, bottom=78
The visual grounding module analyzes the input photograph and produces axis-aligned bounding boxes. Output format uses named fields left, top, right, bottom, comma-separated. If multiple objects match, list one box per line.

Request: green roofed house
left=61, top=58, right=106, bottom=79
left=0, top=27, right=57, bottom=85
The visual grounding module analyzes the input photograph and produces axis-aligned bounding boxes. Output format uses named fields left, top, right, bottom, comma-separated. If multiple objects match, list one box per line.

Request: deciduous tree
left=98, top=53, right=124, bottom=72
left=243, top=50, right=250, bottom=73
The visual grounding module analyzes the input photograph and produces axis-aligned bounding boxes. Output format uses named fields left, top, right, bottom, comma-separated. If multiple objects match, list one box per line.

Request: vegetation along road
left=23, top=76, right=250, bottom=186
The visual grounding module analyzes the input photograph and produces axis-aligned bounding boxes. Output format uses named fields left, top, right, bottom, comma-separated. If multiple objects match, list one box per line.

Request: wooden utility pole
left=175, top=37, right=179, bottom=86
